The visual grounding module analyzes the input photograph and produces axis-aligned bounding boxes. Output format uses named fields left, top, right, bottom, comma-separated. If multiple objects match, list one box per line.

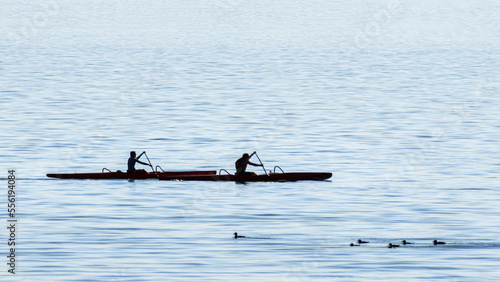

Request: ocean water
left=1, top=1, right=499, bottom=281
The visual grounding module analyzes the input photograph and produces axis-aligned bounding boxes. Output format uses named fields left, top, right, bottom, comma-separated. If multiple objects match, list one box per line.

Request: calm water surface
left=1, top=1, right=499, bottom=281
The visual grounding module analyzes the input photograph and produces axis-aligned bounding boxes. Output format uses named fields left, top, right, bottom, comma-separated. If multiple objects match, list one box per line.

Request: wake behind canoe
left=46, top=170, right=217, bottom=180
left=159, top=172, right=332, bottom=182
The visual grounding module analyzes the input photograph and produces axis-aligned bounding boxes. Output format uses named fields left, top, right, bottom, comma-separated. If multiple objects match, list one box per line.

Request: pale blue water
left=1, top=1, right=500, bottom=281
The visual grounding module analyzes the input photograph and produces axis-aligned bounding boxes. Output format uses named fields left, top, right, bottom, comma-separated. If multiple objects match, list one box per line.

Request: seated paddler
left=127, top=151, right=151, bottom=173
left=235, top=152, right=263, bottom=176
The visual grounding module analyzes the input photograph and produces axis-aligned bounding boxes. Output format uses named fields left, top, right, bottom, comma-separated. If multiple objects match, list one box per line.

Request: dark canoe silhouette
left=47, top=170, right=217, bottom=180
left=159, top=172, right=332, bottom=182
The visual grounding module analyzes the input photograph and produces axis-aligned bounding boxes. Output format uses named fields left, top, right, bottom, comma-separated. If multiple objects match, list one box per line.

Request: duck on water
left=234, top=232, right=245, bottom=239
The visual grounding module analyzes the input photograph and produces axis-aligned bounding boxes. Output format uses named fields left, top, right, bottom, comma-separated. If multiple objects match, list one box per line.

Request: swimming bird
left=387, top=243, right=400, bottom=248
left=433, top=240, right=446, bottom=245
left=350, top=243, right=360, bottom=246
left=234, top=232, right=245, bottom=239
left=357, top=239, right=369, bottom=244
left=402, top=240, right=414, bottom=245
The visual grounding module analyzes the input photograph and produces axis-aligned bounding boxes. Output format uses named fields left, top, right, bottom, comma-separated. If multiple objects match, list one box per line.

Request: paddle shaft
left=253, top=152, right=268, bottom=175
left=143, top=152, right=156, bottom=175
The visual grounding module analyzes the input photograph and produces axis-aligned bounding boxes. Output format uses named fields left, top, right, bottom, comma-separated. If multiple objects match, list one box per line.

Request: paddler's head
left=130, top=151, right=136, bottom=158
left=242, top=153, right=250, bottom=159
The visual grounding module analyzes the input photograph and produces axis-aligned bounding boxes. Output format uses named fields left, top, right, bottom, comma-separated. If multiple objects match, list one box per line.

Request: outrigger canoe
left=46, top=170, right=217, bottom=180
left=159, top=172, right=332, bottom=182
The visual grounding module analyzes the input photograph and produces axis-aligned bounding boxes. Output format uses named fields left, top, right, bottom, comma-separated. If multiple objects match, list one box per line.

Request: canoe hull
left=46, top=170, right=217, bottom=180
left=159, top=172, right=332, bottom=182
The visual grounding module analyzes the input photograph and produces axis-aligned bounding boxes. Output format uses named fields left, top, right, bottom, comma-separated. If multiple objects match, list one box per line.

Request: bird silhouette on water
left=234, top=232, right=245, bottom=239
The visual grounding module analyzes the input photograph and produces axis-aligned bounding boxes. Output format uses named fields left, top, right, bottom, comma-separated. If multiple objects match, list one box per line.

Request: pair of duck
left=350, top=239, right=369, bottom=246
left=389, top=239, right=415, bottom=248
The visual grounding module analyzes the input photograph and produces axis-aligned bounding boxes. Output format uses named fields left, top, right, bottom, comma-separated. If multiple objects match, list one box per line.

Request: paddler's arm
left=136, top=159, right=151, bottom=166
left=248, top=152, right=262, bottom=166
